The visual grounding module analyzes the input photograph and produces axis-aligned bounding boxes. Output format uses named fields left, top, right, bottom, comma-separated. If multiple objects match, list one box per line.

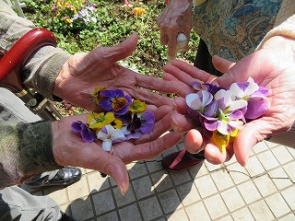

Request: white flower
left=97, top=125, right=126, bottom=151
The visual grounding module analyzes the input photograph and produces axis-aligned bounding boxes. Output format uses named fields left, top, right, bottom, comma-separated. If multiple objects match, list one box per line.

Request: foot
left=162, top=150, right=205, bottom=171
left=24, top=167, right=82, bottom=188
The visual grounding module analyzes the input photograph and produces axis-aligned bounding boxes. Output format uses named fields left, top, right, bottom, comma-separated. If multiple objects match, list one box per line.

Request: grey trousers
left=0, top=88, right=62, bottom=221
left=0, top=186, right=61, bottom=221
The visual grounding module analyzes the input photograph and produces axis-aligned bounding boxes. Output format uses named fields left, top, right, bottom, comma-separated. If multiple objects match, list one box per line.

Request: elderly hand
left=156, top=0, right=192, bottom=60
left=53, top=33, right=179, bottom=111
left=52, top=105, right=182, bottom=195
left=163, top=36, right=295, bottom=166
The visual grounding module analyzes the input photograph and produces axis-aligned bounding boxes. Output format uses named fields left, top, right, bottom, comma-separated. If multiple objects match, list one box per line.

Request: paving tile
left=119, top=203, right=142, bottom=220
left=271, top=146, right=294, bottom=165
left=97, top=211, right=119, bottom=221
left=227, top=163, right=250, bottom=185
left=281, top=187, right=295, bottom=210
left=132, top=176, right=154, bottom=200
left=87, top=171, right=110, bottom=192
left=138, top=196, right=163, bottom=221
left=253, top=174, right=277, bottom=197
left=245, top=156, right=265, bottom=177
left=112, top=185, right=136, bottom=207
left=252, top=141, right=269, bottom=154
left=127, top=162, right=149, bottom=180
left=221, top=187, right=245, bottom=212
left=215, top=215, right=233, bottom=221
left=278, top=213, right=295, bottom=221
left=231, top=207, right=255, bottom=221
left=190, top=162, right=208, bottom=178
left=166, top=209, right=189, bottom=221
left=145, top=155, right=163, bottom=173
left=176, top=181, right=201, bottom=206
left=194, top=175, right=218, bottom=198
left=211, top=169, right=234, bottom=191
left=67, top=176, right=90, bottom=201
left=70, top=196, right=94, bottom=220
left=150, top=170, right=174, bottom=193
left=286, top=146, right=295, bottom=158
left=237, top=180, right=261, bottom=204
left=268, top=167, right=293, bottom=190
left=265, top=193, right=290, bottom=218
left=282, top=161, right=295, bottom=182
left=205, top=161, right=222, bottom=172
left=257, top=150, right=280, bottom=171
left=204, top=194, right=229, bottom=220
left=185, top=201, right=211, bottom=221
left=169, top=170, right=192, bottom=186
left=92, top=189, right=116, bottom=215
left=249, top=200, right=275, bottom=221
left=158, top=189, right=182, bottom=214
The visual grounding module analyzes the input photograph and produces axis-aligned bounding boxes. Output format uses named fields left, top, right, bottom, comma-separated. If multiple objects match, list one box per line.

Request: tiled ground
left=23, top=140, right=295, bottom=221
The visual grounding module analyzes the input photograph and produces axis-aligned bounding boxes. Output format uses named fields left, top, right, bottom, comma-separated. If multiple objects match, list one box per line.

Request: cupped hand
left=53, top=33, right=179, bottom=111
left=52, top=105, right=182, bottom=195
left=156, top=0, right=192, bottom=60
left=163, top=36, right=295, bottom=166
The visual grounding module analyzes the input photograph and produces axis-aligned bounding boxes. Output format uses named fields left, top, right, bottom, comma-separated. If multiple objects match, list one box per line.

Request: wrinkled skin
left=156, top=0, right=192, bottom=60
left=53, top=33, right=179, bottom=111
left=52, top=105, right=182, bottom=195
left=163, top=36, right=295, bottom=166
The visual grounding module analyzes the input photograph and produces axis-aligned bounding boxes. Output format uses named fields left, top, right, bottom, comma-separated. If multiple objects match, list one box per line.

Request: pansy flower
left=229, top=77, right=268, bottom=119
left=129, top=99, right=146, bottom=113
left=71, top=121, right=97, bottom=143
left=91, top=86, right=106, bottom=104
left=96, top=125, right=127, bottom=151
left=87, top=112, right=115, bottom=130
left=99, top=89, right=132, bottom=115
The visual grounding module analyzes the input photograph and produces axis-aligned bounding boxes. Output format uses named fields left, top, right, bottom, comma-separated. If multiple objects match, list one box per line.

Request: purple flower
left=71, top=121, right=97, bottom=143
left=99, top=89, right=132, bottom=115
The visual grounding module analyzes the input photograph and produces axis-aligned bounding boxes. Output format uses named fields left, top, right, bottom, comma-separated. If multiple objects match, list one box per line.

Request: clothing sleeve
left=0, top=1, right=64, bottom=189
left=0, top=120, right=61, bottom=189
left=0, top=0, right=71, bottom=100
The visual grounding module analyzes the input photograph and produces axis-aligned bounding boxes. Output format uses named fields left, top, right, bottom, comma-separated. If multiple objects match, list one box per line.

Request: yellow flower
left=211, top=129, right=239, bottom=153
left=129, top=99, right=146, bottom=113
left=112, top=118, right=123, bottom=129
left=87, top=112, right=115, bottom=130
left=91, top=86, right=106, bottom=104
left=133, top=7, right=146, bottom=16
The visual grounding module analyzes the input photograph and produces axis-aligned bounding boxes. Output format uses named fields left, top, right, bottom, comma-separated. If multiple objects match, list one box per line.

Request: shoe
left=162, top=150, right=205, bottom=171
left=24, top=167, right=82, bottom=188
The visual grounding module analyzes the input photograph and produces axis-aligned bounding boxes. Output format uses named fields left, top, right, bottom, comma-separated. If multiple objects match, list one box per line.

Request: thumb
left=212, top=55, right=236, bottom=73
left=234, top=121, right=267, bottom=166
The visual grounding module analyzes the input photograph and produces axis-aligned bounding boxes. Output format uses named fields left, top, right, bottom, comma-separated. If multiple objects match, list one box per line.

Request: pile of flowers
left=71, top=87, right=155, bottom=151
left=185, top=77, right=268, bottom=153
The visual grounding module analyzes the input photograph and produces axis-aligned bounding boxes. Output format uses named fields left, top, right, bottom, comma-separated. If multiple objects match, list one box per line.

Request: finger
left=169, top=60, right=216, bottom=83
left=184, top=129, right=204, bottom=154
left=167, top=35, right=177, bottom=61
left=204, top=143, right=234, bottom=165
left=171, top=110, right=199, bottom=133
left=233, top=119, right=270, bottom=166
left=212, top=55, right=236, bottom=73
left=163, top=72, right=193, bottom=97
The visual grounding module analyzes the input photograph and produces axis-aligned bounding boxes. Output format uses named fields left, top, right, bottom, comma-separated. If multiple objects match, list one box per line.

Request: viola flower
left=129, top=99, right=146, bottom=113
left=211, top=129, right=238, bottom=153
left=71, top=121, right=97, bottom=143
left=186, top=90, right=213, bottom=115
left=140, top=110, right=155, bottom=134
left=91, top=86, right=106, bottom=104
left=229, top=77, right=268, bottom=119
left=87, top=112, right=115, bottom=130
left=111, top=117, right=123, bottom=129
left=96, top=125, right=126, bottom=151
left=99, top=89, right=132, bottom=115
